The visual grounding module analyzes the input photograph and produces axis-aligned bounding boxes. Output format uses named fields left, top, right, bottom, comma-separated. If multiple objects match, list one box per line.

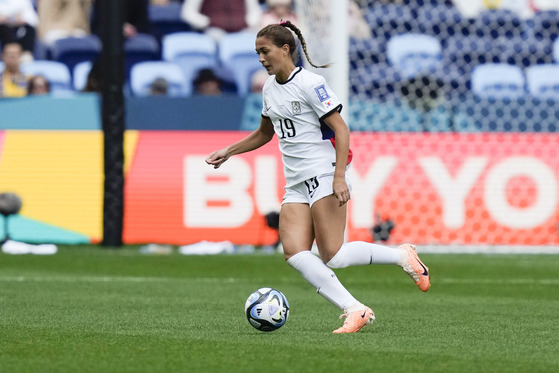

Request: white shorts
left=282, top=172, right=352, bottom=208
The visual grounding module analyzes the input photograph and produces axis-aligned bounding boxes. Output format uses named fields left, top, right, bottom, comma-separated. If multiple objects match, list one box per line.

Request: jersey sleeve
left=303, top=74, right=342, bottom=119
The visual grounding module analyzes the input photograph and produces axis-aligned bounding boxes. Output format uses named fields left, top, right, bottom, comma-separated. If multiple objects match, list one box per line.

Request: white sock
left=287, top=250, right=358, bottom=310
left=326, top=241, right=402, bottom=269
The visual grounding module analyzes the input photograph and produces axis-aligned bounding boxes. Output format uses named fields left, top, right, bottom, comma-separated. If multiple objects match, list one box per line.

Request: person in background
left=193, top=68, right=222, bottom=95
left=27, top=75, right=51, bottom=95
left=37, top=0, right=93, bottom=47
left=260, top=0, right=298, bottom=27
left=181, top=0, right=262, bottom=41
left=348, top=0, right=372, bottom=39
left=249, top=69, right=269, bottom=93
left=0, top=0, right=38, bottom=62
left=149, top=76, right=169, bottom=95
left=205, top=21, right=430, bottom=334
left=81, top=59, right=102, bottom=93
left=0, top=43, right=29, bottom=98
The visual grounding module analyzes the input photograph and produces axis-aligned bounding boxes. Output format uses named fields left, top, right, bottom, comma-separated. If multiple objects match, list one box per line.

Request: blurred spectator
left=193, top=68, right=222, bottom=95
left=181, top=0, right=262, bottom=41
left=348, top=1, right=372, bottom=39
left=260, top=0, right=298, bottom=27
left=0, top=0, right=38, bottom=62
left=82, top=59, right=102, bottom=93
left=37, top=0, right=93, bottom=46
left=533, top=0, right=559, bottom=11
left=0, top=43, right=29, bottom=97
left=450, top=0, right=556, bottom=19
left=27, top=75, right=51, bottom=95
left=149, top=76, right=169, bottom=95
left=250, top=69, right=269, bottom=93
left=91, top=0, right=150, bottom=39
left=151, top=0, right=183, bottom=4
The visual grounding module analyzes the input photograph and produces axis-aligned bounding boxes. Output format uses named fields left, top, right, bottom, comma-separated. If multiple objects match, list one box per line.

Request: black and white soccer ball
left=244, top=287, right=289, bottom=332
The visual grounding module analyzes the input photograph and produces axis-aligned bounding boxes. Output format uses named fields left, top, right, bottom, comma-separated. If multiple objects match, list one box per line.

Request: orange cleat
left=332, top=306, right=375, bottom=334
left=399, top=243, right=430, bottom=292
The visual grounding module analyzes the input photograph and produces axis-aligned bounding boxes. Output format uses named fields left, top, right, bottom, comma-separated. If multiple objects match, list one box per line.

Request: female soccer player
left=205, top=21, right=430, bottom=333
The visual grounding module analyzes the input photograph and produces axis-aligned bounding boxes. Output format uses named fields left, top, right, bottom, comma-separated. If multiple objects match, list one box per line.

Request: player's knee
left=325, top=249, right=346, bottom=269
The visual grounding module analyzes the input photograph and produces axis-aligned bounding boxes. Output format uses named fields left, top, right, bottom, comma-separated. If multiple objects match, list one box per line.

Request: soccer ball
left=244, top=287, right=289, bottom=332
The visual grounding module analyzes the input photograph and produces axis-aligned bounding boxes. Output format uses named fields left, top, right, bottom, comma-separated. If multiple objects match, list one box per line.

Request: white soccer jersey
left=261, top=67, right=351, bottom=187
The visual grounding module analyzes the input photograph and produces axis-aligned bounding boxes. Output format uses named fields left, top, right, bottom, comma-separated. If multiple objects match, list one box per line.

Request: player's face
left=255, top=37, right=289, bottom=76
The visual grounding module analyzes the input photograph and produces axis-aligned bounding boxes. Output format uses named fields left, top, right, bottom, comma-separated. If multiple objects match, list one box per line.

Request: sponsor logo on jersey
left=314, top=85, right=330, bottom=102
left=291, top=101, right=301, bottom=115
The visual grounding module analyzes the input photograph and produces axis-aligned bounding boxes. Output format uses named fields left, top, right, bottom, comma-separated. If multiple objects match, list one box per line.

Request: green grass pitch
left=1, top=246, right=558, bottom=373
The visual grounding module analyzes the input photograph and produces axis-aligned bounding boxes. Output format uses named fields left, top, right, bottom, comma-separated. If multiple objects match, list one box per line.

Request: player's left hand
left=333, top=177, right=350, bottom=207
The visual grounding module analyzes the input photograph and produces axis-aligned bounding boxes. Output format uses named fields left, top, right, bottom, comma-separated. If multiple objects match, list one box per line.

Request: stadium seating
left=554, top=38, right=559, bottom=63
left=148, top=3, right=191, bottom=44
left=413, top=3, right=472, bottom=40
left=501, top=35, right=554, bottom=68
left=124, top=33, right=161, bottom=80
left=72, top=61, right=92, bottom=92
left=473, top=9, right=524, bottom=39
left=387, top=33, right=442, bottom=78
left=218, top=32, right=264, bottom=95
left=349, top=37, right=387, bottom=70
left=130, top=61, right=188, bottom=97
left=525, top=64, right=559, bottom=99
left=364, top=3, right=416, bottom=43
left=349, top=63, right=403, bottom=101
left=442, top=35, right=504, bottom=75
left=530, top=10, right=559, bottom=41
left=471, top=63, right=526, bottom=99
left=50, top=35, right=102, bottom=77
left=20, top=60, right=72, bottom=93
left=162, top=32, right=217, bottom=96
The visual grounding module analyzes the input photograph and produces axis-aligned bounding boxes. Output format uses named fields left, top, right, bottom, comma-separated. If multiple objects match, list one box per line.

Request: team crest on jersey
left=291, top=101, right=301, bottom=115
left=315, top=85, right=330, bottom=102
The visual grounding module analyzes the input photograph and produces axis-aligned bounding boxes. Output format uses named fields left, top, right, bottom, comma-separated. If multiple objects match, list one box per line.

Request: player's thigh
left=311, top=194, right=347, bottom=263
left=279, top=203, right=315, bottom=260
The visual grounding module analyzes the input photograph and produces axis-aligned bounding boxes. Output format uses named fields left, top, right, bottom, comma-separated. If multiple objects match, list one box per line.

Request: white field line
left=418, top=245, right=559, bottom=254
left=0, top=275, right=557, bottom=286
left=438, top=278, right=559, bottom=286
left=0, top=275, right=238, bottom=284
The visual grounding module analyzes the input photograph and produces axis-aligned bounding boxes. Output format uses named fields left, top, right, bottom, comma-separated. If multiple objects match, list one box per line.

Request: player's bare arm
left=205, top=117, right=275, bottom=168
left=323, top=111, right=351, bottom=206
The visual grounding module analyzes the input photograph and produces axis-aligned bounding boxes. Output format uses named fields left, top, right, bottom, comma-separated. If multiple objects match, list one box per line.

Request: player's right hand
left=205, top=150, right=229, bottom=169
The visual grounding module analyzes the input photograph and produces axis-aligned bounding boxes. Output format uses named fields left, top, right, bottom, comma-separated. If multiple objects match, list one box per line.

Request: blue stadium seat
left=72, top=61, right=92, bottom=92
left=218, top=32, right=264, bottom=95
left=20, top=60, right=72, bottom=93
left=530, top=10, right=559, bottom=41
left=471, top=63, right=526, bottom=99
left=50, top=35, right=102, bottom=77
left=148, top=3, right=191, bottom=43
left=554, top=38, right=559, bottom=63
left=364, top=4, right=416, bottom=43
left=414, top=4, right=472, bottom=40
left=443, top=35, right=504, bottom=75
left=162, top=32, right=217, bottom=96
left=124, top=33, right=161, bottom=80
left=349, top=62, right=403, bottom=101
left=526, top=64, right=559, bottom=99
left=130, top=61, right=188, bottom=97
left=501, top=35, right=554, bottom=68
left=473, top=9, right=524, bottom=39
left=349, top=37, right=387, bottom=69
left=387, top=33, right=442, bottom=78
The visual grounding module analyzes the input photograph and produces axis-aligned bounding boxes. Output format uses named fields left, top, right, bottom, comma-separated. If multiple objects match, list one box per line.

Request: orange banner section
left=123, top=131, right=559, bottom=246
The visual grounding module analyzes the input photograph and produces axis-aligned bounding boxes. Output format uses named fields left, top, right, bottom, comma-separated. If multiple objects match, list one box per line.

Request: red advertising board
left=123, top=131, right=559, bottom=246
